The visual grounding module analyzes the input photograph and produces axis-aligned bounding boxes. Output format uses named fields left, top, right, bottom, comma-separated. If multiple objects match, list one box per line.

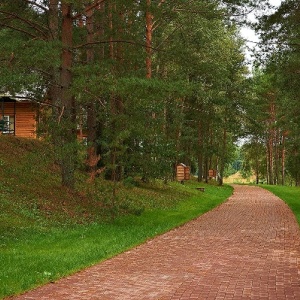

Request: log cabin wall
left=2, top=101, right=37, bottom=138
left=16, top=102, right=37, bottom=138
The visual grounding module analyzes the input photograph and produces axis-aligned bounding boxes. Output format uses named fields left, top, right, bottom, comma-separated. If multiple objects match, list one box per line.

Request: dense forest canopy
left=0, top=0, right=299, bottom=188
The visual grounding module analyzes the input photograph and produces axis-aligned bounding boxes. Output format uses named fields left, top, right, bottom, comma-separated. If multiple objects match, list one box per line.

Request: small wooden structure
left=0, top=96, right=37, bottom=138
left=176, top=163, right=190, bottom=182
left=208, top=169, right=217, bottom=178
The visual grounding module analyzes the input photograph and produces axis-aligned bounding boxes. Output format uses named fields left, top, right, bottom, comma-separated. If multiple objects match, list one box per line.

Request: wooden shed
left=0, top=96, right=37, bottom=138
left=176, top=163, right=190, bottom=182
left=208, top=169, right=217, bottom=178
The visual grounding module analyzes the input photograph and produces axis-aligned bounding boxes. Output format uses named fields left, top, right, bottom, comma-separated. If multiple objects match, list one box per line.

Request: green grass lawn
left=0, top=182, right=232, bottom=299
left=0, top=136, right=233, bottom=299
left=261, top=185, right=300, bottom=224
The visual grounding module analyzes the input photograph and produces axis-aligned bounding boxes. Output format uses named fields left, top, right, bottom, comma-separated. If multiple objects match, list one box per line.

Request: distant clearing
left=224, top=172, right=255, bottom=184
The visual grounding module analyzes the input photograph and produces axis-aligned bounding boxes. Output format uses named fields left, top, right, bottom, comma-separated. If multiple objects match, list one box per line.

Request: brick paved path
left=11, top=185, right=300, bottom=300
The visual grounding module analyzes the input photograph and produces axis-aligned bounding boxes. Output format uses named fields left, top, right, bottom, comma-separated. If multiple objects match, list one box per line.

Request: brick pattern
left=11, top=185, right=300, bottom=299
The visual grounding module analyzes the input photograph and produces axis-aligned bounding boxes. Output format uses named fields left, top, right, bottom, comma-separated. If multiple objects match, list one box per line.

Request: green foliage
left=240, top=140, right=266, bottom=180
left=224, top=146, right=243, bottom=177
left=243, top=0, right=300, bottom=185
left=0, top=136, right=233, bottom=298
left=0, top=182, right=232, bottom=299
left=0, top=0, right=249, bottom=187
left=241, top=0, right=300, bottom=184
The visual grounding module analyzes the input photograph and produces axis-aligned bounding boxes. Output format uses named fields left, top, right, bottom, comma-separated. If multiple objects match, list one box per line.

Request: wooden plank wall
left=2, top=102, right=36, bottom=138
left=176, top=165, right=185, bottom=181
left=176, top=165, right=191, bottom=181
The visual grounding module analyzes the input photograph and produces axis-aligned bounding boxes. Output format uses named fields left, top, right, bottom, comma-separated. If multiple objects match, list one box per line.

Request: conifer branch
left=0, top=10, right=48, bottom=37
left=73, top=40, right=162, bottom=52
left=174, top=8, right=215, bottom=14
left=72, top=0, right=106, bottom=20
left=0, top=22, right=37, bottom=39
left=84, top=89, right=106, bottom=108
left=244, top=38, right=300, bottom=48
left=156, top=24, right=184, bottom=50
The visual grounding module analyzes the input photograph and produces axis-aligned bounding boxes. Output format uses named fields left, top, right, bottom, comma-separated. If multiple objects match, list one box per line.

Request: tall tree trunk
left=59, top=2, right=76, bottom=189
left=85, top=4, right=100, bottom=182
left=274, top=128, right=280, bottom=184
left=204, top=157, right=209, bottom=184
left=254, top=139, right=260, bottom=184
left=107, top=2, right=123, bottom=182
left=146, top=0, right=153, bottom=79
left=48, top=0, right=60, bottom=126
left=174, top=99, right=184, bottom=179
left=203, top=119, right=211, bottom=184
left=197, top=120, right=203, bottom=182
left=218, top=126, right=227, bottom=186
left=281, top=131, right=287, bottom=185
left=108, top=2, right=116, bottom=182
left=255, top=164, right=259, bottom=184
left=267, top=99, right=276, bottom=185
left=49, top=0, right=59, bottom=39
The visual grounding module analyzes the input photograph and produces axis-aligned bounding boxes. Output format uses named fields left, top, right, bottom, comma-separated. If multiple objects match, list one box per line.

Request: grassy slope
left=261, top=185, right=300, bottom=224
left=0, top=136, right=233, bottom=298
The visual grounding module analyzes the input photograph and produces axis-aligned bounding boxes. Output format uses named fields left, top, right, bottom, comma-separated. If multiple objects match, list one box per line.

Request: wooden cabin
left=0, top=96, right=37, bottom=138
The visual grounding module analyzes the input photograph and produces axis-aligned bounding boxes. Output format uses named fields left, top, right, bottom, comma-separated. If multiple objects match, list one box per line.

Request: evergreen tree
left=0, top=0, right=251, bottom=189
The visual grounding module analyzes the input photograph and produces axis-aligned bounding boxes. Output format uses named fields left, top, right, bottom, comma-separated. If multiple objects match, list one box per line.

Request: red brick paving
left=10, top=185, right=300, bottom=299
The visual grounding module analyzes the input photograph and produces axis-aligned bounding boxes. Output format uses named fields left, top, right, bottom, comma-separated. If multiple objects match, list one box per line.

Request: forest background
left=0, top=0, right=300, bottom=189
left=2, top=1, right=300, bottom=297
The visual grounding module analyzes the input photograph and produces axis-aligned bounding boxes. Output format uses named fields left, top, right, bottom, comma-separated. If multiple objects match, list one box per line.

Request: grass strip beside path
left=261, top=185, right=300, bottom=225
left=0, top=182, right=232, bottom=299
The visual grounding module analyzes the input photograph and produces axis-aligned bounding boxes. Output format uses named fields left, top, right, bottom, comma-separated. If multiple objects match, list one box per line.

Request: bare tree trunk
left=255, top=167, right=259, bottom=184
left=59, top=2, right=76, bottom=189
left=107, top=2, right=123, bottom=182
left=254, top=139, right=260, bottom=184
left=197, top=120, right=203, bottom=182
left=146, top=0, right=153, bottom=79
left=267, top=100, right=275, bottom=185
left=281, top=131, right=287, bottom=185
left=274, top=128, right=280, bottom=184
left=268, top=136, right=274, bottom=185
left=48, top=0, right=60, bottom=122
left=205, top=157, right=209, bottom=184
left=218, top=126, right=227, bottom=186
left=174, top=99, right=184, bottom=179
left=85, top=3, right=100, bottom=182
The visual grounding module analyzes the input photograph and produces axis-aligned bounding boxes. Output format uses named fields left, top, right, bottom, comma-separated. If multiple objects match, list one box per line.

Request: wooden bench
left=196, top=187, right=205, bottom=192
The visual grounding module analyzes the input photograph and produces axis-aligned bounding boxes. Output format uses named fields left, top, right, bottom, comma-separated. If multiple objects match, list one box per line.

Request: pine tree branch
left=73, top=39, right=162, bottom=52
left=172, top=4, right=223, bottom=17
left=156, top=24, right=184, bottom=50
left=84, top=88, right=106, bottom=108
left=72, top=0, right=106, bottom=20
left=0, top=22, right=37, bottom=39
left=230, top=8, right=255, bottom=18
left=244, top=38, right=300, bottom=48
left=34, top=68, right=54, bottom=78
left=173, top=6, right=251, bottom=18
left=0, top=9, right=48, bottom=37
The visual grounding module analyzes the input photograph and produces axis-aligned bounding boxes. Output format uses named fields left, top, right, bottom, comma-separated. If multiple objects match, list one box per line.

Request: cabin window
left=1, top=115, right=15, bottom=134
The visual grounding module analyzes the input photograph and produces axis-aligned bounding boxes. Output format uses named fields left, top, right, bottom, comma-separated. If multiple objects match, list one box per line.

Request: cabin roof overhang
left=0, top=94, right=32, bottom=103
left=0, top=96, right=17, bottom=103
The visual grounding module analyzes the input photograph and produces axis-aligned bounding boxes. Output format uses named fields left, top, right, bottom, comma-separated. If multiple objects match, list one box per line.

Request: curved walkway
left=11, top=185, right=300, bottom=299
